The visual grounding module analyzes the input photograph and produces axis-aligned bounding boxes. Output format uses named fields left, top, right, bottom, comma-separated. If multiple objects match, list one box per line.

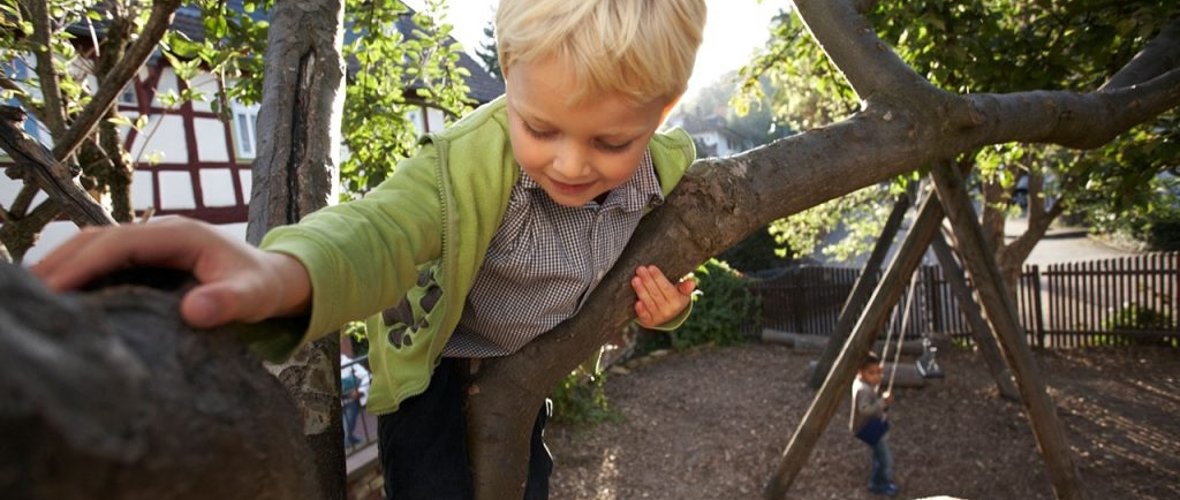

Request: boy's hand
left=630, top=265, right=696, bottom=329
left=30, top=217, right=311, bottom=329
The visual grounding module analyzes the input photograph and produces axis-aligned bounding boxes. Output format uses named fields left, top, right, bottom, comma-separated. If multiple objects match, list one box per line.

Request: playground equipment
left=766, top=165, right=1082, bottom=499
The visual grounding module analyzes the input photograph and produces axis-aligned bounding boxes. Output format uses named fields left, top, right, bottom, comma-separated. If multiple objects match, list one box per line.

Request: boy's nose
left=553, top=143, right=590, bottom=179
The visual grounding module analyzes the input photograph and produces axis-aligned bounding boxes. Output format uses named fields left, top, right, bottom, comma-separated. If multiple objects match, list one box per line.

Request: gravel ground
left=547, top=342, right=1180, bottom=499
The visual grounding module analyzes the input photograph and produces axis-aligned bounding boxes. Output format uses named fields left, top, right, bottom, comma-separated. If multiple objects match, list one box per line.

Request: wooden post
left=1030, top=264, right=1047, bottom=348
left=930, top=232, right=1020, bottom=400
left=764, top=190, right=943, bottom=499
left=809, top=192, right=911, bottom=388
left=930, top=162, right=1084, bottom=500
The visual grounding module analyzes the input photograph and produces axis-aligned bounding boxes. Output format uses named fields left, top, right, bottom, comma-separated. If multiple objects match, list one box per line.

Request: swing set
left=765, top=165, right=1082, bottom=500
left=856, top=270, right=942, bottom=447
left=879, top=270, right=944, bottom=389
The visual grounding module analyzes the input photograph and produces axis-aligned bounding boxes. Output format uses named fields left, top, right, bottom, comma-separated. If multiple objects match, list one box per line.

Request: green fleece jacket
left=259, top=96, right=696, bottom=414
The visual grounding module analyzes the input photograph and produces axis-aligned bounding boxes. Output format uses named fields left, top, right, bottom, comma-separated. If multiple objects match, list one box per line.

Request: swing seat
left=916, top=339, right=945, bottom=379
left=916, top=358, right=944, bottom=379
left=855, top=416, right=890, bottom=446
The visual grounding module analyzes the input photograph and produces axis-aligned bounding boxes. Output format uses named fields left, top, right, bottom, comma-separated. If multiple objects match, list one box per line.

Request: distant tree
left=475, top=21, right=502, bottom=81
left=745, top=1, right=1179, bottom=289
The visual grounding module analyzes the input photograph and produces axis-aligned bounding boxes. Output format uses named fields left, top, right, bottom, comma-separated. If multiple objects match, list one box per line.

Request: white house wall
left=193, top=117, right=230, bottom=163
left=188, top=72, right=220, bottom=114
left=5, top=59, right=454, bottom=265
left=199, top=169, right=238, bottom=207
left=129, top=114, right=189, bottom=163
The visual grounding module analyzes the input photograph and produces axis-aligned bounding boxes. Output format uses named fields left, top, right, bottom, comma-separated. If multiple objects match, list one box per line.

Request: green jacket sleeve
left=255, top=145, right=446, bottom=360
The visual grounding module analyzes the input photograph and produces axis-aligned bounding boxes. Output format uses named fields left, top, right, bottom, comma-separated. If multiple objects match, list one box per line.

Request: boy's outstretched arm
left=31, top=217, right=311, bottom=329
left=630, top=264, right=696, bottom=329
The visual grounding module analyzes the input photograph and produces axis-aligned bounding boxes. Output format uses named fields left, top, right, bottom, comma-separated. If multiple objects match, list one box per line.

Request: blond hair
left=495, top=0, right=706, bottom=105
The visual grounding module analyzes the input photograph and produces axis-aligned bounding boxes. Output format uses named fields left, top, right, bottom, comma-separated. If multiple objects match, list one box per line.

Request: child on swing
left=851, top=350, right=899, bottom=497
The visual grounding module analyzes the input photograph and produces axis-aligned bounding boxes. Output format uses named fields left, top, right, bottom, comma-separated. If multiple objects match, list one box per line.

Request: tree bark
left=0, top=107, right=115, bottom=226
left=246, top=0, right=347, bottom=498
left=0, top=264, right=320, bottom=500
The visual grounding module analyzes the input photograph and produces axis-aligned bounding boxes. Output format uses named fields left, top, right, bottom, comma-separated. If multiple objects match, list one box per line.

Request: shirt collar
left=520, top=150, right=663, bottom=212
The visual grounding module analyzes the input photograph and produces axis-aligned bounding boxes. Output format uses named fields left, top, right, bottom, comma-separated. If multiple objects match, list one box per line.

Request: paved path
left=1005, top=217, right=1138, bottom=265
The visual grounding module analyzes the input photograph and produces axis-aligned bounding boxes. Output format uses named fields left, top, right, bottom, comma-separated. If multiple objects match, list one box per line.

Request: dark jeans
left=869, top=435, right=895, bottom=490
left=342, top=398, right=362, bottom=446
left=378, top=358, right=553, bottom=500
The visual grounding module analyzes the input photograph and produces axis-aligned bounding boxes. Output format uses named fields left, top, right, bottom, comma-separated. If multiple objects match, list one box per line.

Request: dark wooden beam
left=929, top=231, right=1020, bottom=400
left=764, top=187, right=945, bottom=499
left=809, top=190, right=911, bottom=388
left=929, top=161, right=1083, bottom=500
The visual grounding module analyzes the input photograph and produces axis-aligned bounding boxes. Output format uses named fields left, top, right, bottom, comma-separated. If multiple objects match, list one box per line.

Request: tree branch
left=964, top=68, right=1180, bottom=150
left=10, top=183, right=39, bottom=216
left=20, top=0, right=67, bottom=136
left=1102, top=17, right=1180, bottom=91
left=0, top=108, right=115, bottom=226
left=50, top=0, right=183, bottom=163
left=792, top=0, right=938, bottom=101
left=0, top=75, right=25, bottom=97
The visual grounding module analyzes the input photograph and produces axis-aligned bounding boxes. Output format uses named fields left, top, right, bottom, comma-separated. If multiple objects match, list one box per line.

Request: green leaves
left=740, top=0, right=1180, bottom=260
left=339, top=0, right=473, bottom=199
left=671, top=259, right=759, bottom=350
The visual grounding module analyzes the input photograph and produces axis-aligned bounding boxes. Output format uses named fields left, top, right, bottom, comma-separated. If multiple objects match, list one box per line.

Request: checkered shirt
left=443, top=151, right=663, bottom=358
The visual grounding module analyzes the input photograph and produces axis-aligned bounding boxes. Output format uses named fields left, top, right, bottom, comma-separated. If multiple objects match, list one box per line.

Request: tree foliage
left=475, top=20, right=502, bottom=82
left=337, top=0, right=473, bottom=197
left=161, top=0, right=475, bottom=198
left=741, top=1, right=1180, bottom=267
left=0, top=0, right=474, bottom=261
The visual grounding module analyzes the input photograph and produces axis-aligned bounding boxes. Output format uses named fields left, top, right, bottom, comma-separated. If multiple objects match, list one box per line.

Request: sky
left=408, top=0, right=791, bottom=102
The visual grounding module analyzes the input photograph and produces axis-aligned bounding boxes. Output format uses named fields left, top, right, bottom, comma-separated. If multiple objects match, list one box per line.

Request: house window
left=232, top=105, right=259, bottom=159
left=119, top=83, right=137, bottom=106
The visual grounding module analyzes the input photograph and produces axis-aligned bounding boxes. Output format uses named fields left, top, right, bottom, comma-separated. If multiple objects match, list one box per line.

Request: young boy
left=32, top=0, right=708, bottom=498
left=851, top=351, right=899, bottom=497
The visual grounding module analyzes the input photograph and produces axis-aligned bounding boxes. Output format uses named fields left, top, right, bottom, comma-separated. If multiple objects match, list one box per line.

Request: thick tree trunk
left=0, top=264, right=319, bottom=500
left=246, top=0, right=347, bottom=498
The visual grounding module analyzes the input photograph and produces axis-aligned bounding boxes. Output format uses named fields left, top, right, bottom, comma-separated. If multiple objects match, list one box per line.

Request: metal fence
left=750, top=252, right=1180, bottom=348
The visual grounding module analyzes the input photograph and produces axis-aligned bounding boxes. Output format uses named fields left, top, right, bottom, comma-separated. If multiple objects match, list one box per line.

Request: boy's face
left=858, top=364, right=883, bottom=386
left=504, top=55, right=671, bottom=207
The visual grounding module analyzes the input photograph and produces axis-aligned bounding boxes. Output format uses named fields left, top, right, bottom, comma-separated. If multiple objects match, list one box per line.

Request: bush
left=717, top=227, right=794, bottom=273
left=550, top=366, right=616, bottom=425
left=1102, top=304, right=1173, bottom=331
left=670, top=259, right=760, bottom=350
